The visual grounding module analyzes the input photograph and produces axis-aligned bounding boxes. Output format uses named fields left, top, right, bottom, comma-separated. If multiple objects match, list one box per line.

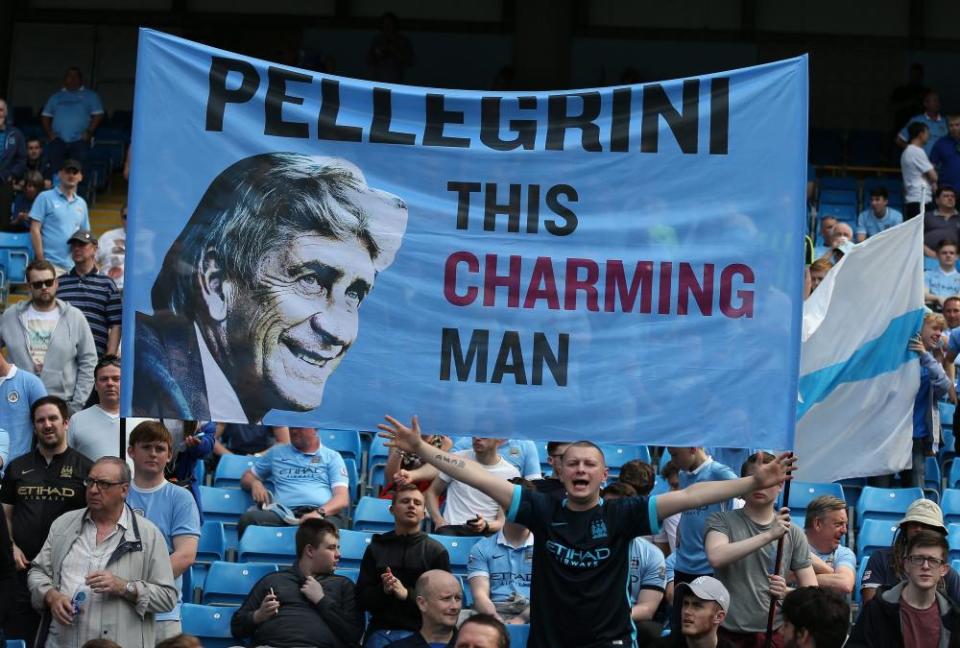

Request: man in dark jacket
left=389, top=570, right=463, bottom=648
left=358, top=483, right=451, bottom=647
left=849, top=530, right=960, bottom=648
left=232, top=518, right=364, bottom=647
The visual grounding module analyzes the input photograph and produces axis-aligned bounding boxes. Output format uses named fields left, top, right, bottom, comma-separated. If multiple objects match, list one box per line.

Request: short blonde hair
left=924, top=312, right=947, bottom=330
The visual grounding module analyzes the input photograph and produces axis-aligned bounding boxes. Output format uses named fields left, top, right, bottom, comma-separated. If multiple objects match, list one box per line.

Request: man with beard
left=0, top=259, right=96, bottom=415
left=0, top=395, right=93, bottom=641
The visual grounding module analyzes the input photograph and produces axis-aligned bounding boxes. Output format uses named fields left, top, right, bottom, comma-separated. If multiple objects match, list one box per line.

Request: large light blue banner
left=121, top=29, right=806, bottom=448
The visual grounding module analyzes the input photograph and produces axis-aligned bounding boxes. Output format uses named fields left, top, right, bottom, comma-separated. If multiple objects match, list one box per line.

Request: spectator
left=367, top=12, right=414, bottom=83
left=454, top=614, right=510, bottom=648
left=813, top=216, right=838, bottom=259
left=529, top=440, right=569, bottom=496
left=861, top=499, right=960, bottom=603
left=889, top=64, right=926, bottom=135
left=931, top=116, right=960, bottom=195
left=389, top=570, right=463, bottom=648
left=856, top=187, right=903, bottom=242
left=664, top=552, right=677, bottom=607
left=96, top=203, right=126, bottom=290
left=213, top=422, right=290, bottom=458
left=57, top=229, right=122, bottom=356
left=809, top=258, right=833, bottom=294
left=819, top=222, right=854, bottom=265
left=452, top=437, right=543, bottom=481
left=781, top=587, right=850, bottom=648
left=849, top=530, right=960, bottom=648
left=155, top=634, right=203, bottom=648
left=379, top=416, right=796, bottom=648
left=901, top=315, right=950, bottom=488
left=924, top=239, right=960, bottom=310
left=0, top=347, right=47, bottom=464
left=40, top=66, right=105, bottom=173
left=704, top=452, right=817, bottom=647
left=803, top=496, right=855, bottom=596
left=425, top=437, right=520, bottom=536
left=231, top=518, right=364, bottom=647
left=126, top=421, right=201, bottom=642
left=68, top=354, right=120, bottom=461
left=28, top=456, right=178, bottom=648
left=619, top=459, right=656, bottom=497
left=357, top=483, right=450, bottom=647
left=1, top=395, right=91, bottom=642
left=897, top=89, right=948, bottom=156
left=81, top=639, right=123, bottom=648
left=8, top=170, right=44, bottom=232
left=238, top=426, right=350, bottom=535
left=0, top=521, right=14, bottom=644
left=29, top=159, right=90, bottom=273
left=653, top=460, right=682, bottom=555
left=667, top=447, right=737, bottom=591
left=466, top=489, right=534, bottom=624
left=654, top=576, right=733, bottom=648
left=0, top=259, right=97, bottom=415
left=603, top=482, right=666, bottom=640
left=923, top=186, right=960, bottom=257
left=0, top=98, right=27, bottom=224
left=165, top=421, right=216, bottom=517
left=944, top=296, right=960, bottom=333
left=382, top=432, right=452, bottom=497
left=902, top=122, right=937, bottom=220
left=23, top=137, right=53, bottom=188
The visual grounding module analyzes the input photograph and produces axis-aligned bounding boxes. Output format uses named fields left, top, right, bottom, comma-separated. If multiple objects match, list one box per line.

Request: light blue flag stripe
left=797, top=308, right=925, bottom=420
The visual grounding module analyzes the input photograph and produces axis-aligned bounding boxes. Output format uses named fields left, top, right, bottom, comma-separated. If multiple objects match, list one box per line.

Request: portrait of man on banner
left=132, top=152, right=408, bottom=423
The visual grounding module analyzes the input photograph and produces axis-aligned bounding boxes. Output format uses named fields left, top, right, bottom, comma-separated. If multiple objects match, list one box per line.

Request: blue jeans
left=363, top=629, right=415, bottom=648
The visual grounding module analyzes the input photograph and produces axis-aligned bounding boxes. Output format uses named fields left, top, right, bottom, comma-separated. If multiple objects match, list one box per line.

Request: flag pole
left=764, top=453, right=793, bottom=648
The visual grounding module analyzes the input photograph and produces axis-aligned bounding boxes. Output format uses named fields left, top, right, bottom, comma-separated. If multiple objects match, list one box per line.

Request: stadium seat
left=948, top=461, right=960, bottom=490
left=650, top=477, right=671, bottom=496
left=599, top=444, right=651, bottom=477
left=344, top=457, right=360, bottom=499
left=353, top=496, right=395, bottom=533
left=320, top=429, right=362, bottom=463
left=536, top=441, right=551, bottom=475
left=339, top=568, right=360, bottom=582
left=856, top=519, right=898, bottom=558
left=199, top=486, right=253, bottom=550
left=181, top=603, right=238, bottom=648
left=819, top=188, right=857, bottom=206
left=706, top=448, right=753, bottom=474
left=816, top=176, right=859, bottom=193
left=196, top=520, right=227, bottom=563
left=201, top=561, right=277, bottom=605
left=237, top=525, right=297, bottom=564
left=6, top=641, right=28, bottom=648
left=818, top=202, right=857, bottom=225
left=339, top=529, right=374, bottom=569
left=778, top=481, right=846, bottom=528
left=950, top=524, right=960, bottom=562
left=856, top=486, right=923, bottom=527
left=507, top=623, right=530, bottom=648
left=213, top=455, right=258, bottom=489
left=184, top=563, right=204, bottom=604
left=0, top=232, right=34, bottom=284
left=367, top=434, right=393, bottom=492
left=925, top=457, right=942, bottom=502
left=943, top=489, right=960, bottom=526
left=429, top=534, right=482, bottom=576
left=854, top=555, right=869, bottom=605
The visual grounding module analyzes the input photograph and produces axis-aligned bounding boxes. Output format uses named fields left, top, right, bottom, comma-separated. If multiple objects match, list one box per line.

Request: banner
left=121, top=29, right=807, bottom=447
left=794, top=217, right=925, bottom=482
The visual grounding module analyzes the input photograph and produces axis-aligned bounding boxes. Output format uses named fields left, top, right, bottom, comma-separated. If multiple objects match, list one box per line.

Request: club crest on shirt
left=60, top=465, right=74, bottom=478
left=132, top=507, right=146, bottom=516
left=590, top=519, right=608, bottom=540
left=7, top=390, right=18, bottom=403
left=311, top=456, right=321, bottom=464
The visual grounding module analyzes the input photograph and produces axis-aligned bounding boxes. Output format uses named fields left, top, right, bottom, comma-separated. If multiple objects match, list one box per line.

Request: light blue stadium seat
left=782, top=481, right=845, bottom=512
left=6, top=640, right=28, bottom=648
left=948, top=461, right=960, bottom=490
left=0, top=232, right=34, bottom=284
left=818, top=202, right=857, bottom=225
left=338, top=568, right=360, bottom=583
left=943, top=489, right=960, bottom=526
left=339, top=529, right=374, bottom=569
left=429, top=534, right=482, bottom=576
left=181, top=603, right=238, bottom=648
left=460, top=575, right=473, bottom=607
left=854, top=555, right=869, bottom=605
left=344, top=457, right=360, bottom=500
left=819, top=188, right=858, bottom=205
left=925, top=457, right=943, bottom=502
left=237, top=525, right=296, bottom=564
left=320, top=429, right=362, bottom=463
left=507, top=623, right=530, bottom=648
left=199, top=485, right=253, bottom=550
left=599, top=444, right=651, bottom=477
left=949, top=524, right=960, bottom=562
left=856, top=519, right=898, bottom=558
left=706, top=448, right=754, bottom=474
left=201, top=561, right=277, bottom=605
left=213, top=455, right=257, bottom=489
left=856, top=486, right=923, bottom=527
left=353, top=496, right=395, bottom=533
left=196, top=520, right=227, bottom=563
left=367, top=434, right=393, bottom=492
left=817, top=176, right=859, bottom=192
left=184, top=563, right=204, bottom=604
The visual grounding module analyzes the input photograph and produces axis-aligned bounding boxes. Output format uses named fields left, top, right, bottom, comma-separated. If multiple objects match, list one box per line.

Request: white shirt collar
left=0, top=364, right=17, bottom=385
left=495, top=529, right=535, bottom=549
left=194, top=323, right=248, bottom=423
left=690, top=456, right=714, bottom=476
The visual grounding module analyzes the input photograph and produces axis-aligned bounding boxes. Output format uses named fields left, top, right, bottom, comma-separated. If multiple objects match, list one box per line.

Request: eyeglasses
left=83, top=478, right=127, bottom=490
left=907, top=555, right=946, bottom=568
left=30, top=279, right=55, bottom=289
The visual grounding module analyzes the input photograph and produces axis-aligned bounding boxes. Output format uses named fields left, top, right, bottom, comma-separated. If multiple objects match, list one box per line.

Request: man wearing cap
left=57, top=229, right=121, bottom=357
left=861, top=498, right=960, bottom=603
left=656, top=576, right=735, bottom=648
left=131, top=153, right=409, bottom=423
left=28, top=159, right=90, bottom=275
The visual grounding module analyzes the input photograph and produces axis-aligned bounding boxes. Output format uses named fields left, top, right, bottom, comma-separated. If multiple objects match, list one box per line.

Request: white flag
left=794, top=216, right=925, bottom=483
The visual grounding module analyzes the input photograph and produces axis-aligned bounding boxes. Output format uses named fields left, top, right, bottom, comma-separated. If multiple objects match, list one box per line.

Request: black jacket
left=848, top=581, right=960, bottom=648
left=232, top=566, right=364, bottom=648
left=357, top=530, right=451, bottom=633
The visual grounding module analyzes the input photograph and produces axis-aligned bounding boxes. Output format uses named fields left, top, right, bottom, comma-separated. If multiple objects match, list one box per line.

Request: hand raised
left=378, top=415, right=423, bottom=455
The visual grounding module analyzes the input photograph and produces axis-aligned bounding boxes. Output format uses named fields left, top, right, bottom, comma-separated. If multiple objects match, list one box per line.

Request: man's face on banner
left=224, top=233, right=376, bottom=412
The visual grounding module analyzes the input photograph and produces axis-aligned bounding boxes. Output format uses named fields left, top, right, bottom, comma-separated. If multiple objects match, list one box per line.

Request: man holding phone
left=424, top=437, right=520, bottom=536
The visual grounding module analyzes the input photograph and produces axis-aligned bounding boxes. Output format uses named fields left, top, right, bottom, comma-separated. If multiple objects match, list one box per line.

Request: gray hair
left=92, top=456, right=132, bottom=484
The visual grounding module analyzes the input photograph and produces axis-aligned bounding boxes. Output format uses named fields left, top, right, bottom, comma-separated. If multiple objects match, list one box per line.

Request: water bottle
left=71, top=590, right=87, bottom=617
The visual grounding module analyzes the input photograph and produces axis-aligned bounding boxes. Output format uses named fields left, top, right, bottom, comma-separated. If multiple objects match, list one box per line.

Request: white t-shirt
left=902, top=143, right=934, bottom=203
left=24, top=305, right=60, bottom=368
left=439, top=451, right=520, bottom=525
left=68, top=405, right=121, bottom=461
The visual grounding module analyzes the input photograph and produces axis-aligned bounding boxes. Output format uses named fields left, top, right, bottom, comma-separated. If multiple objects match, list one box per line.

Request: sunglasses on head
left=30, top=279, right=55, bottom=289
